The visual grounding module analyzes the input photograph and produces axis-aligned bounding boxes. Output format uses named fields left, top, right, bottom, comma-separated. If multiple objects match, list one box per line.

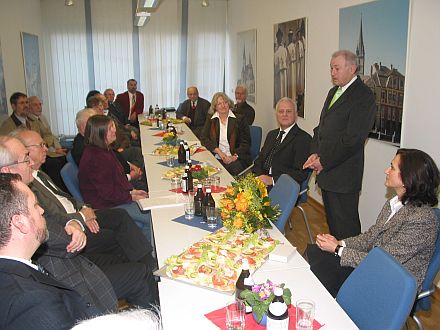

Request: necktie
left=25, top=119, right=31, bottom=129
left=329, top=87, right=343, bottom=108
left=263, top=130, right=285, bottom=171
left=191, top=101, right=196, bottom=110
left=35, top=262, right=50, bottom=276
left=36, top=171, right=78, bottom=209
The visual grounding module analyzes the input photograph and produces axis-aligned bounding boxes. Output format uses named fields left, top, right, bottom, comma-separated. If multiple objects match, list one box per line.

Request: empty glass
left=226, top=300, right=245, bottom=330
left=184, top=200, right=195, bottom=220
left=206, top=206, right=217, bottom=228
left=296, top=299, right=315, bottom=330
left=166, top=154, right=175, bottom=167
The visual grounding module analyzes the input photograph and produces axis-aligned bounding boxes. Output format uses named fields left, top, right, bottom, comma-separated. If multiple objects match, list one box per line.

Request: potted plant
left=240, top=279, right=292, bottom=325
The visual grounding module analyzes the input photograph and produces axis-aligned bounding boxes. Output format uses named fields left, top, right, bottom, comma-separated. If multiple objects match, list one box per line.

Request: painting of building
left=340, top=0, right=409, bottom=145
left=0, top=39, right=7, bottom=115
left=237, top=29, right=256, bottom=103
left=21, top=32, right=43, bottom=100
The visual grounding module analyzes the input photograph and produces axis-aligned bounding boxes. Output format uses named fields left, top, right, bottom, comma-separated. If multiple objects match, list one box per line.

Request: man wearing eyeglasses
left=253, top=97, right=311, bottom=188
left=0, top=134, right=159, bottom=313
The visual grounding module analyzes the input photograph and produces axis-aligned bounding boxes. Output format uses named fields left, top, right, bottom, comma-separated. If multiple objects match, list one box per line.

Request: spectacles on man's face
left=277, top=109, right=295, bottom=115
left=25, top=142, right=48, bottom=149
left=3, top=153, right=31, bottom=167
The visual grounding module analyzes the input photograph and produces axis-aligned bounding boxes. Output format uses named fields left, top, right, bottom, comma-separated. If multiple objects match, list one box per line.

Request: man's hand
left=130, top=130, right=138, bottom=140
left=303, top=153, right=324, bottom=174
left=129, top=111, right=137, bottom=122
left=55, top=148, right=67, bottom=155
left=85, top=219, right=100, bottom=234
left=129, top=164, right=143, bottom=181
left=182, top=116, right=192, bottom=124
left=303, top=153, right=318, bottom=169
left=64, top=222, right=87, bottom=253
left=258, top=175, right=273, bottom=186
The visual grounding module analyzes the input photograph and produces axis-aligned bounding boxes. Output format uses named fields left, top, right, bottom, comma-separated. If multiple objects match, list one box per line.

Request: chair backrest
left=66, top=151, right=75, bottom=164
left=297, top=170, right=312, bottom=205
left=337, top=247, right=417, bottom=330
left=60, top=162, right=84, bottom=203
left=268, top=174, right=300, bottom=233
left=417, top=208, right=440, bottom=310
left=249, top=125, right=262, bottom=161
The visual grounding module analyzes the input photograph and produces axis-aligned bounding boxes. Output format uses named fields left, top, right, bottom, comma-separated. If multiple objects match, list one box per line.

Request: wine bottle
left=194, top=184, right=204, bottom=216
left=185, top=165, right=194, bottom=192
left=178, top=142, right=186, bottom=164
left=235, top=259, right=253, bottom=313
left=202, top=187, right=215, bottom=221
left=181, top=173, right=189, bottom=193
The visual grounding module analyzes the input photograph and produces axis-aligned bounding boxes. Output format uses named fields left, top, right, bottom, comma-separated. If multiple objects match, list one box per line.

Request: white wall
left=227, top=0, right=439, bottom=231
left=0, top=0, right=43, bottom=116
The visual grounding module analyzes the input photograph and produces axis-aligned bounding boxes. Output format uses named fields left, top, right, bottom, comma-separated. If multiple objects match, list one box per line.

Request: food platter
left=162, top=163, right=220, bottom=180
left=140, top=118, right=184, bottom=126
left=151, top=144, right=201, bottom=156
left=156, top=228, right=279, bottom=294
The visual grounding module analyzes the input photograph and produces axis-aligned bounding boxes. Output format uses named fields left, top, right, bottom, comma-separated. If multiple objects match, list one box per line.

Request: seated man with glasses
left=252, top=97, right=311, bottom=188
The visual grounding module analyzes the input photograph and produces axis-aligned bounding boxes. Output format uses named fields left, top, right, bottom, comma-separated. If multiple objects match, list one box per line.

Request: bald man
left=176, top=86, right=211, bottom=139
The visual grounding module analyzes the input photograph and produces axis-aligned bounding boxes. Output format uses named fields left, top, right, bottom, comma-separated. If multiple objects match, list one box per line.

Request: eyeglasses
left=25, top=142, right=48, bottom=149
left=2, top=153, right=31, bottom=167
left=277, top=109, right=295, bottom=115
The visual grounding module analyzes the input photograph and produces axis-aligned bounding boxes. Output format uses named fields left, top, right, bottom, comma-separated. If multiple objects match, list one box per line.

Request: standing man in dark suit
left=303, top=50, right=376, bottom=239
left=253, top=97, right=311, bottom=188
left=176, top=86, right=211, bottom=139
left=233, top=85, right=255, bottom=126
left=115, top=79, right=144, bottom=128
left=0, top=173, right=99, bottom=330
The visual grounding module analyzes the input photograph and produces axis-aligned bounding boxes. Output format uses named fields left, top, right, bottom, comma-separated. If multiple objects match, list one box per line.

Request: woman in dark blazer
left=200, top=92, right=251, bottom=176
left=78, top=115, right=151, bottom=240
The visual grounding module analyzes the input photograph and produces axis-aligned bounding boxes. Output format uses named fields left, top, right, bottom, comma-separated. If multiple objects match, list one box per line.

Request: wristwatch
left=334, top=244, right=343, bottom=256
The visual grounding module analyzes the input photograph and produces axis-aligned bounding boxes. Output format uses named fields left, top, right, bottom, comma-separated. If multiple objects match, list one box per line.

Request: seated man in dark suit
left=253, top=97, right=311, bottom=188
left=0, top=135, right=158, bottom=312
left=176, top=86, right=211, bottom=139
left=0, top=173, right=99, bottom=329
left=233, top=85, right=255, bottom=125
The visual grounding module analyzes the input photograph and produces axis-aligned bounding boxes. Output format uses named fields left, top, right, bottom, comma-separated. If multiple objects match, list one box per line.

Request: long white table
left=138, top=118, right=358, bottom=329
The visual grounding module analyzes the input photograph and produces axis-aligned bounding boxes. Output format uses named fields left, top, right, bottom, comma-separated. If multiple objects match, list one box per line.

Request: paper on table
left=136, top=195, right=186, bottom=211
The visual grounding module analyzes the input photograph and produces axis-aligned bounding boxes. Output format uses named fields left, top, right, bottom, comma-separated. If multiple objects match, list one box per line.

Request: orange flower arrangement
left=219, top=174, right=280, bottom=233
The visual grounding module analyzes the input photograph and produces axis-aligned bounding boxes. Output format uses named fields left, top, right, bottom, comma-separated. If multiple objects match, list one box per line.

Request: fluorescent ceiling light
left=141, top=0, right=159, bottom=8
left=65, top=0, right=74, bottom=6
left=136, top=9, right=151, bottom=17
left=134, top=14, right=151, bottom=27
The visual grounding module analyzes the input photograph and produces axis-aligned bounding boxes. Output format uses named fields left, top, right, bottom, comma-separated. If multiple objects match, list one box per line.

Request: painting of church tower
left=237, top=29, right=256, bottom=103
left=340, top=0, right=409, bottom=146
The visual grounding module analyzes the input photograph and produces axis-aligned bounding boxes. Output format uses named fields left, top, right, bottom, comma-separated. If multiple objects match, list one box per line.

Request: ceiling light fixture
left=201, top=0, right=209, bottom=7
left=141, top=0, right=159, bottom=8
left=65, top=0, right=74, bottom=6
left=135, top=8, right=151, bottom=27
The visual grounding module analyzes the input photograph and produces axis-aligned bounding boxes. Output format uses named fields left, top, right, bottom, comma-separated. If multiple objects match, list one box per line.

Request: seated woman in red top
left=78, top=115, right=151, bottom=240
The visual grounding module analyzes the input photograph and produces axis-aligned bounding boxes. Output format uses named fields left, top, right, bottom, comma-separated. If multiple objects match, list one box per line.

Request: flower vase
left=252, top=311, right=267, bottom=326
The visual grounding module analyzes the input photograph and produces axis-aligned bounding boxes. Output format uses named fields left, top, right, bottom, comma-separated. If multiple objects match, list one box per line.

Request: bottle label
left=268, top=302, right=288, bottom=316
left=267, top=317, right=289, bottom=330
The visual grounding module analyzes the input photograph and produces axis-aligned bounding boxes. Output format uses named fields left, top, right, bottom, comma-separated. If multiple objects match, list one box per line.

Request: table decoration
left=204, top=304, right=323, bottom=330
left=171, top=214, right=223, bottom=232
left=240, top=279, right=291, bottom=324
left=162, top=163, right=220, bottom=180
left=162, top=131, right=177, bottom=144
left=219, top=174, right=280, bottom=233
left=151, top=144, right=204, bottom=156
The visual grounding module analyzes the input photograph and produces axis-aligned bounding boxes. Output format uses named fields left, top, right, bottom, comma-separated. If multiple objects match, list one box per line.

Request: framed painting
left=21, top=32, right=42, bottom=100
left=237, top=29, right=257, bottom=104
left=274, top=17, right=306, bottom=117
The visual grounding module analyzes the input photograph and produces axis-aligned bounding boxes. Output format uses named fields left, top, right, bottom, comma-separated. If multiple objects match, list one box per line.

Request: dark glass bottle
left=235, top=260, right=253, bottom=313
left=177, top=142, right=186, bottom=164
left=194, top=184, right=204, bottom=216
left=185, top=165, right=193, bottom=192
left=148, top=105, right=153, bottom=115
left=202, top=188, right=215, bottom=221
left=184, top=142, right=191, bottom=163
left=267, top=287, right=289, bottom=330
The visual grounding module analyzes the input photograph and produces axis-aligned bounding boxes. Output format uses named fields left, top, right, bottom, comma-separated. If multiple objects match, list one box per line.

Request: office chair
left=409, top=208, right=440, bottom=330
left=268, top=174, right=300, bottom=234
left=60, top=162, right=84, bottom=203
left=337, top=247, right=417, bottom=330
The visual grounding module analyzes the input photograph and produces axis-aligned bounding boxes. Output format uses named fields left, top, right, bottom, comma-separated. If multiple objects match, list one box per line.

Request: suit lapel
left=275, top=125, right=298, bottom=153
left=31, top=177, right=70, bottom=213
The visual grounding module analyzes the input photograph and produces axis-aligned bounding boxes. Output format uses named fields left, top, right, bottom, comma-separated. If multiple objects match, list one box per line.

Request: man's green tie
left=329, top=87, right=343, bottom=108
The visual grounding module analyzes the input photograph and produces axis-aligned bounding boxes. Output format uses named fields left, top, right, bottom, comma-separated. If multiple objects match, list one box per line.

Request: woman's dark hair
left=397, top=148, right=439, bottom=206
left=84, top=115, right=113, bottom=150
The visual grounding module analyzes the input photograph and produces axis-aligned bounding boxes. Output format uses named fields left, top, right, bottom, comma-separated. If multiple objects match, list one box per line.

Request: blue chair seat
left=60, top=162, right=83, bottom=203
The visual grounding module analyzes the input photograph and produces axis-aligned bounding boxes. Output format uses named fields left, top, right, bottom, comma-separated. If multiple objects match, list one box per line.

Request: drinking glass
left=170, top=177, right=181, bottom=192
left=184, top=200, right=195, bottom=220
left=166, top=154, right=175, bottom=167
left=212, top=175, right=220, bottom=192
left=226, top=300, right=245, bottom=330
left=296, top=299, right=315, bottom=330
left=206, top=206, right=217, bottom=228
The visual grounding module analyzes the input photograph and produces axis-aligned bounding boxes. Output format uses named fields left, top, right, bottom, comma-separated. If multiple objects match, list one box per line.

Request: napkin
left=153, top=131, right=184, bottom=137
left=169, top=186, right=226, bottom=194
left=205, top=305, right=322, bottom=330
left=172, top=215, right=223, bottom=232
left=157, top=159, right=201, bottom=167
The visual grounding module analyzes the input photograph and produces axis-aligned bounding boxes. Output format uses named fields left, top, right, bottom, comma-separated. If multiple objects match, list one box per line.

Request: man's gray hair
left=332, top=50, right=358, bottom=71
left=75, top=108, right=96, bottom=130
left=275, top=97, right=297, bottom=113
